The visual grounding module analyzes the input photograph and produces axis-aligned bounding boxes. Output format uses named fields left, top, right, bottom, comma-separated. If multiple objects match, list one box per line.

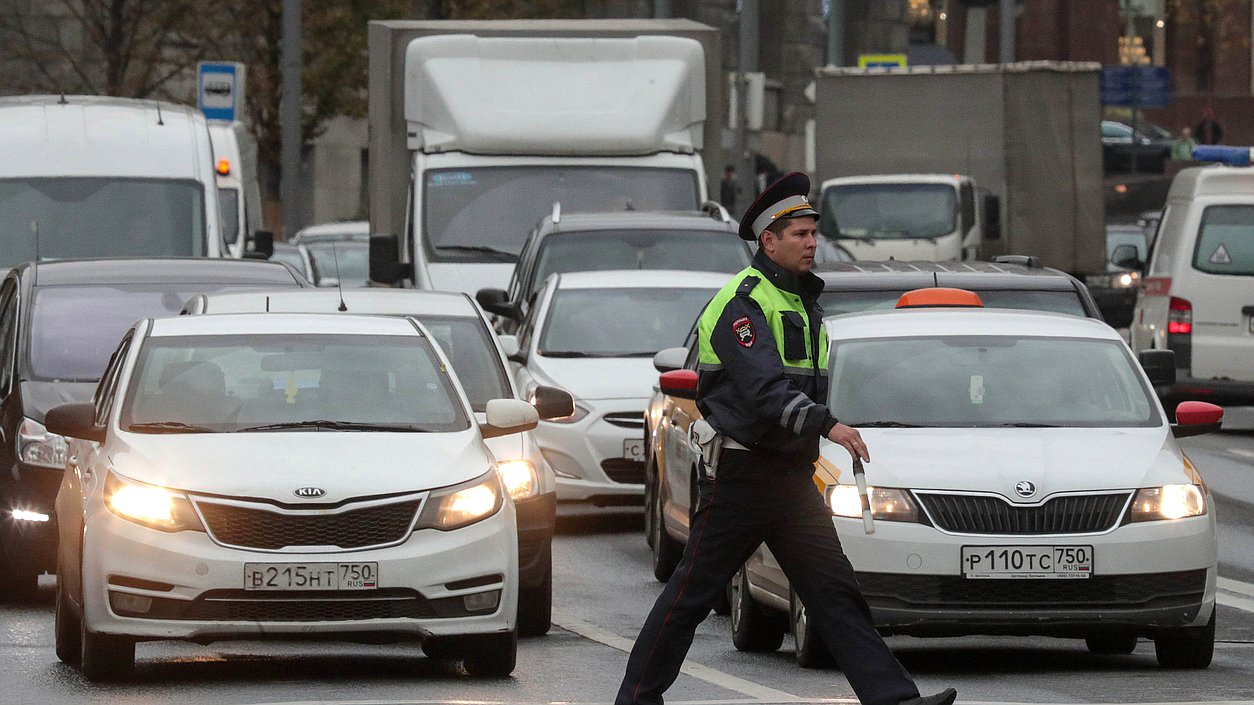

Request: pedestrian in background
left=614, top=172, right=958, bottom=705
left=720, top=164, right=737, bottom=212
left=1172, top=126, right=1197, bottom=160
left=1195, top=107, right=1224, bottom=145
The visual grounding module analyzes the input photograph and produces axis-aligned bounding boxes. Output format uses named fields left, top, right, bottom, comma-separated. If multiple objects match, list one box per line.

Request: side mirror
left=1172, top=400, right=1223, bottom=438
left=476, top=288, right=518, bottom=319
left=507, top=350, right=528, bottom=365
left=1139, top=349, right=1176, bottom=387
left=532, top=385, right=575, bottom=421
left=481, top=398, right=539, bottom=439
left=497, top=334, right=520, bottom=358
left=369, top=233, right=413, bottom=285
left=659, top=369, right=698, bottom=401
left=653, top=347, right=688, bottom=374
left=246, top=230, right=274, bottom=259
left=44, top=402, right=105, bottom=444
left=981, top=193, right=1001, bottom=241
left=1111, top=243, right=1143, bottom=271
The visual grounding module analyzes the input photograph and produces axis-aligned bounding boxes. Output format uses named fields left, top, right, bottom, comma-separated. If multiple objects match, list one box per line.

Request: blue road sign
left=1100, top=66, right=1170, bottom=108
left=198, top=62, right=244, bottom=122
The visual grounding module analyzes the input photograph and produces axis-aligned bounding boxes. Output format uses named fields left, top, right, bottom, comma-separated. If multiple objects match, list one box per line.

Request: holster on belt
left=691, top=419, right=723, bottom=479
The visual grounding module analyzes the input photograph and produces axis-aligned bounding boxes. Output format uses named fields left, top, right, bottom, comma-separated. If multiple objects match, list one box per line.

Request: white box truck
left=207, top=120, right=265, bottom=259
left=0, top=95, right=237, bottom=267
left=366, top=20, right=722, bottom=294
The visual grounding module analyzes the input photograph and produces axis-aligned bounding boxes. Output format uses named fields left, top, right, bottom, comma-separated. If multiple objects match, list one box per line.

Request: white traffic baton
left=852, top=456, right=875, bottom=535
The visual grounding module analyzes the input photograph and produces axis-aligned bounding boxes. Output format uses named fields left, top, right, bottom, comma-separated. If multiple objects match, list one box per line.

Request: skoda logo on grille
left=293, top=487, right=326, bottom=499
left=1014, top=481, right=1037, bottom=498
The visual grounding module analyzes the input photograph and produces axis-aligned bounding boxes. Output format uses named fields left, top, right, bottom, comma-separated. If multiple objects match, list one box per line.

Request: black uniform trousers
left=615, top=448, right=920, bottom=705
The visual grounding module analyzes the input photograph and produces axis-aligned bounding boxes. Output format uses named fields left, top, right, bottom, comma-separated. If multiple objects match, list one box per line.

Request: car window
left=828, top=335, right=1159, bottom=428
left=539, top=287, right=716, bottom=357
left=416, top=315, right=511, bottom=412
left=0, top=279, right=17, bottom=392
left=219, top=187, right=241, bottom=245
left=121, top=333, right=468, bottom=433
left=819, top=288, right=1087, bottom=318
left=1102, top=122, right=1132, bottom=139
left=1191, top=205, right=1254, bottom=276
left=304, top=242, right=370, bottom=287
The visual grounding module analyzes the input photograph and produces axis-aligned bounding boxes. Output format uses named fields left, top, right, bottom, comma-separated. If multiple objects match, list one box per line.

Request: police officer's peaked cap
left=737, top=171, right=820, bottom=241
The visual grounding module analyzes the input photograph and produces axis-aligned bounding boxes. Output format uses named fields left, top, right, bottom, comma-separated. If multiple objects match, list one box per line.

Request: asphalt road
left=1, top=429, right=1252, bottom=705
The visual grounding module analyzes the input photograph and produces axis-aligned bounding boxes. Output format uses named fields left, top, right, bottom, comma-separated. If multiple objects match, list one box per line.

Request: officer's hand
left=827, top=423, right=870, bottom=463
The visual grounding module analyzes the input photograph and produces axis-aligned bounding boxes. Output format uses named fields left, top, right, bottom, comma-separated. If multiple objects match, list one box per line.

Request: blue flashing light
left=1191, top=145, right=1254, bottom=166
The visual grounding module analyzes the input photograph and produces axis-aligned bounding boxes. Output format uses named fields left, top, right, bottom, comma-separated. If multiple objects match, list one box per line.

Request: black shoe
left=901, top=688, right=957, bottom=705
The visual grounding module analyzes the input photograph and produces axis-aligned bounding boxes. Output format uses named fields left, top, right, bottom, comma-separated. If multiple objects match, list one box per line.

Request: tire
left=1085, top=632, right=1137, bottom=655
left=517, top=548, right=553, bottom=637
left=790, top=589, right=835, bottom=668
left=54, top=580, right=81, bottom=665
left=650, top=478, right=683, bottom=583
left=644, top=450, right=657, bottom=548
left=462, top=631, right=518, bottom=677
left=1155, top=609, right=1215, bottom=669
left=79, top=623, right=134, bottom=681
left=730, top=565, right=784, bottom=653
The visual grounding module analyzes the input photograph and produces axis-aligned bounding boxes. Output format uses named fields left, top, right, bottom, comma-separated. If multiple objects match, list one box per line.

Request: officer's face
left=762, top=217, right=818, bottom=274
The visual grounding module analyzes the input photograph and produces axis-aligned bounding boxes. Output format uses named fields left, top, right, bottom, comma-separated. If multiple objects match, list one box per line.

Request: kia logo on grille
left=293, top=487, right=326, bottom=498
left=1014, top=481, right=1036, bottom=498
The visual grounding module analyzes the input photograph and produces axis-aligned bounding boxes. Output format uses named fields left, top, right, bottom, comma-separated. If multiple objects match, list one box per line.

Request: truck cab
left=817, top=174, right=989, bottom=262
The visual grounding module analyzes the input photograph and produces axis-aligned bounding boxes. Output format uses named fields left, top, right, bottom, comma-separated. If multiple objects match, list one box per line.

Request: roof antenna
left=330, top=241, right=348, bottom=311
left=57, top=93, right=68, bottom=105
left=265, top=295, right=271, bottom=312
left=31, top=220, right=40, bottom=262
left=155, top=101, right=164, bottom=126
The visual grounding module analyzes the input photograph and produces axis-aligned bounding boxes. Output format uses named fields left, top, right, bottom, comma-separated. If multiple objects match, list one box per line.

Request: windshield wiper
left=853, top=421, right=925, bottom=428
left=986, top=422, right=1063, bottom=428
left=236, top=420, right=432, bottom=432
left=434, top=245, right=518, bottom=261
left=127, top=421, right=216, bottom=434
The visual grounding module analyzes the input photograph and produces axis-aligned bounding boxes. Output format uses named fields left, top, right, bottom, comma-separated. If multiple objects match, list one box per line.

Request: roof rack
left=990, top=255, right=1043, bottom=269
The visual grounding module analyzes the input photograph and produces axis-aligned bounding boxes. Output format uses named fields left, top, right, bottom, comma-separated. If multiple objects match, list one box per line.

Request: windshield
left=829, top=336, right=1159, bottom=427
left=306, top=242, right=370, bottom=287
left=1192, top=205, right=1254, bottom=276
left=422, top=167, right=700, bottom=262
left=418, top=316, right=511, bottom=412
left=529, top=230, right=749, bottom=297
left=540, top=287, right=715, bottom=357
left=820, top=183, right=957, bottom=240
left=0, top=178, right=205, bottom=268
left=121, top=334, right=468, bottom=433
left=819, top=289, right=1087, bottom=318
left=30, top=284, right=290, bottom=382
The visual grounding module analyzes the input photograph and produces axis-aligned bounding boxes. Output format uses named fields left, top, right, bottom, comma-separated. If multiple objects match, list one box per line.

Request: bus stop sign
left=198, top=62, right=245, bottom=122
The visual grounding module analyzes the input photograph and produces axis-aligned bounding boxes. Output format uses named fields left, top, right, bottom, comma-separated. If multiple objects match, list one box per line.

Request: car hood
left=109, top=430, right=495, bottom=503
left=425, top=262, right=513, bottom=297
left=527, top=356, right=656, bottom=402
left=835, top=231, right=962, bottom=262
left=819, top=426, right=1188, bottom=499
left=21, top=381, right=98, bottom=422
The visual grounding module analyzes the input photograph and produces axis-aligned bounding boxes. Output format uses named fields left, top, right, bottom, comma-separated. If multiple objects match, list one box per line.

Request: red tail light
left=1168, top=296, right=1192, bottom=335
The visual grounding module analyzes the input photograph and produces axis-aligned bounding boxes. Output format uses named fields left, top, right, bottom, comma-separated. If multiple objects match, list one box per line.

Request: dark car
left=1102, top=120, right=1172, bottom=174
left=0, top=258, right=307, bottom=598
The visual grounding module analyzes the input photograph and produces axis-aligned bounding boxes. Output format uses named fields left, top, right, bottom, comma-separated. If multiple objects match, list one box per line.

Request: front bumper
left=81, top=497, right=518, bottom=642
left=0, top=461, right=62, bottom=573
left=534, top=398, right=647, bottom=505
left=836, top=512, right=1216, bottom=637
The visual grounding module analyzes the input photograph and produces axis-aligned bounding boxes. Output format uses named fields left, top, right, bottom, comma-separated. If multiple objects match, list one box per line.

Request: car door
left=660, top=338, right=701, bottom=541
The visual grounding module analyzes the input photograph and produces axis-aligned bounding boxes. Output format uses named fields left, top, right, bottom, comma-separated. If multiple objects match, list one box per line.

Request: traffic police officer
left=615, top=173, right=957, bottom=705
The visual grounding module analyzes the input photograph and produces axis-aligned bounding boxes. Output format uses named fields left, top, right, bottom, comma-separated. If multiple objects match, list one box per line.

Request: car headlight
left=104, top=472, right=204, bottom=532
left=1129, top=484, right=1206, bottom=522
left=498, top=459, right=539, bottom=501
left=416, top=471, right=504, bottom=531
left=18, top=417, right=68, bottom=469
left=1115, top=271, right=1140, bottom=288
left=826, top=485, right=919, bottom=522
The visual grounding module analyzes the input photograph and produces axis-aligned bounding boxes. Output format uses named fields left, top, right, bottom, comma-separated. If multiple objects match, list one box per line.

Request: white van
left=1130, top=147, right=1254, bottom=406
left=0, top=95, right=226, bottom=268
left=207, top=121, right=264, bottom=258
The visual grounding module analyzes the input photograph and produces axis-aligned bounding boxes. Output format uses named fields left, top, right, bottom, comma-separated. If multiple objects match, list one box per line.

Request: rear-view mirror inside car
left=659, top=369, right=698, bottom=400
left=532, top=385, right=575, bottom=420
left=1172, top=401, right=1223, bottom=438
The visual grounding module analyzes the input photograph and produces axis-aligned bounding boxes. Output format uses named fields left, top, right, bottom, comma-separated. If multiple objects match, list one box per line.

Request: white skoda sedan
left=731, top=296, right=1225, bottom=669
left=49, top=313, right=537, bottom=680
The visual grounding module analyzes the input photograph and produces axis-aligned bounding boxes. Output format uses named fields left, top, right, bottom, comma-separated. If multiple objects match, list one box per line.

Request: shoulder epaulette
left=735, top=275, right=760, bottom=297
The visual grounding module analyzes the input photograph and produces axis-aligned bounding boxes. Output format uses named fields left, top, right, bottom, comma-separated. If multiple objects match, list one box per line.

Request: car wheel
left=517, top=546, right=553, bottom=637
left=1154, top=609, right=1215, bottom=668
left=730, top=564, right=784, bottom=652
left=78, top=621, right=134, bottom=681
left=462, top=630, right=518, bottom=677
left=790, top=589, right=835, bottom=668
left=650, top=478, right=683, bottom=582
left=54, top=578, right=81, bottom=665
left=1085, top=632, right=1137, bottom=655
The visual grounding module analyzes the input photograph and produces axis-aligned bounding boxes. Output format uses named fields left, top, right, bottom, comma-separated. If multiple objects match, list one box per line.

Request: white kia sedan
left=731, top=294, right=1225, bottom=669
left=511, top=270, right=724, bottom=505
left=49, top=313, right=537, bottom=680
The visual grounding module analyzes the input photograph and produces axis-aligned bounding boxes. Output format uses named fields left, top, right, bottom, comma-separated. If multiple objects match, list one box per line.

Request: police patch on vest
left=732, top=316, right=755, bottom=347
